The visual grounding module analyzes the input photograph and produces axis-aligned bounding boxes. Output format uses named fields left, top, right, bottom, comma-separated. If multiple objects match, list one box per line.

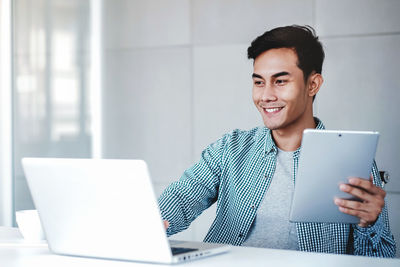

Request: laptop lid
left=22, top=158, right=174, bottom=263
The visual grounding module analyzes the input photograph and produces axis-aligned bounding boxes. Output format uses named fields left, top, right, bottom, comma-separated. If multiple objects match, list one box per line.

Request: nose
left=260, top=84, right=277, bottom=102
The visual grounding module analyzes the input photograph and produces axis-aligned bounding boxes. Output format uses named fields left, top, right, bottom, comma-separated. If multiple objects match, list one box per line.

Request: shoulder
left=227, top=126, right=266, bottom=139
left=199, top=127, right=268, bottom=167
left=215, top=126, right=268, bottom=150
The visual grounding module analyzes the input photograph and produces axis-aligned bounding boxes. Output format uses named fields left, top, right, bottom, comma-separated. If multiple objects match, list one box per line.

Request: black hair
left=247, top=25, right=325, bottom=84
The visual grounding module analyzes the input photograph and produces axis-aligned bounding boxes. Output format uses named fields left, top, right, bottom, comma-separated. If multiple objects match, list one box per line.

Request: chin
left=263, top=121, right=283, bottom=130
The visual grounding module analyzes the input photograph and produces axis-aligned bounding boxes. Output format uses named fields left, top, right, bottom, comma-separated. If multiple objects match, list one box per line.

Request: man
left=158, top=25, right=396, bottom=257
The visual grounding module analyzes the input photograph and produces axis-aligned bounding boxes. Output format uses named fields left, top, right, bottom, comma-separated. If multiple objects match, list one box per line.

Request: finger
left=339, top=183, right=374, bottom=202
left=337, top=205, right=378, bottom=225
left=350, top=177, right=386, bottom=198
left=348, top=177, right=384, bottom=196
left=337, top=206, right=371, bottom=221
left=163, top=220, right=169, bottom=230
left=358, top=219, right=369, bottom=228
left=334, top=196, right=384, bottom=220
left=334, top=198, right=369, bottom=213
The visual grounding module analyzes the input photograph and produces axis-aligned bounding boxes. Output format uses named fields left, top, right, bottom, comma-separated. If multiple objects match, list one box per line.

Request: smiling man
left=158, top=25, right=396, bottom=257
left=251, top=47, right=320, bottom=151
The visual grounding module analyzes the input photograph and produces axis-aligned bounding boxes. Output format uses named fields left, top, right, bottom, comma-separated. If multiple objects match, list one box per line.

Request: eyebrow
left=252, top=73, right=263, bottom=79
left=252, top=71, right=291, bottom=79
left=272, top=71, right=290, bottom=78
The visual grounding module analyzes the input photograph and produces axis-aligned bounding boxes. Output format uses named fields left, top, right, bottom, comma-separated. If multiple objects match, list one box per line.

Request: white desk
left=1, top=227, right=399, bottom=267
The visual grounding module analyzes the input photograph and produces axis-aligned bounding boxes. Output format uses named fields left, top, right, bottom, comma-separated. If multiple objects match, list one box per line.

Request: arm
left=158, top=134, right=228, bottom=236
left=334, top=161, right=396, bottom=257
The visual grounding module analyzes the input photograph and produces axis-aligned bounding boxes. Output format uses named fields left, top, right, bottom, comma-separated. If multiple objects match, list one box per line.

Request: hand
left=334, top=175, right=386, bottom=228
left=163, top=220, right=169, bottom=230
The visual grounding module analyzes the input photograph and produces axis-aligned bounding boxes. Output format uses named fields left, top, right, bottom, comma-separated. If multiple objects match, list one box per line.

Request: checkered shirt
left=158, top=118, right=396, bottom=257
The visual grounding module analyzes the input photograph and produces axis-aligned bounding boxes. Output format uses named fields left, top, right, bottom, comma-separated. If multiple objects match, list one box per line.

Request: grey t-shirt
left=242, top=148, right=299, bottom=250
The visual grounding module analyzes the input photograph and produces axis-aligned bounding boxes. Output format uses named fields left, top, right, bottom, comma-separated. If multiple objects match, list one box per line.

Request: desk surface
left=1, top=227, right=399, bottom=267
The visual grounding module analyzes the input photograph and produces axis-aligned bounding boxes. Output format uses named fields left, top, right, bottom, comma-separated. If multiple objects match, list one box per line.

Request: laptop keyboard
left=171, top=247, right=198, bottom=255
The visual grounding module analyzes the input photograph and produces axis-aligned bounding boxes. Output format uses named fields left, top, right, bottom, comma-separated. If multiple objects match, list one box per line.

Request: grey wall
left=102, top=0, right=400, bottom=256
left=12, top=0, right=92, bottom=213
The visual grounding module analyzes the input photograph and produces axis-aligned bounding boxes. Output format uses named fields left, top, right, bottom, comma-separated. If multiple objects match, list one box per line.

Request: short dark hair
left=247, top=25, right=325, bottom=83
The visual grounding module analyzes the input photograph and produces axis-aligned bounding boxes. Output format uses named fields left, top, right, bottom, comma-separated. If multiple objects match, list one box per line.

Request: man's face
left=252, top=48, right=313, bottom=131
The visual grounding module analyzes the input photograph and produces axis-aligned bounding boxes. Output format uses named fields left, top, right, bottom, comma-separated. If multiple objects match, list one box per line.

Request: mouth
left=263, top=107, right=284, bottom=114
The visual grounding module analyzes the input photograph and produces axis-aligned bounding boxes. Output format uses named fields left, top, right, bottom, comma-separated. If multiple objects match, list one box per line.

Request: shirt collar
left=264, top=117, right=325, bottom=157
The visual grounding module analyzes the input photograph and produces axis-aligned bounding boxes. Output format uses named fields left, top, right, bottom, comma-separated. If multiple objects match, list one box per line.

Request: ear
left=307, top=73, right=323, bottom=97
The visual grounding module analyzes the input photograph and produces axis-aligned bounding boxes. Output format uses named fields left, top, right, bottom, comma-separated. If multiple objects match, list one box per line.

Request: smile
left=264, top=107, right=283, bottom=113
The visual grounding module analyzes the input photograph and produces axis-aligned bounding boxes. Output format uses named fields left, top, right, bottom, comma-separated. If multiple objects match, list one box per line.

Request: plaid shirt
left=158, top=118, right=396, bottom=257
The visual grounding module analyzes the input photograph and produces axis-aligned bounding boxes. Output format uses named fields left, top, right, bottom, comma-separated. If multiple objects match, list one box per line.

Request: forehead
left=253, top=48, right=300, bottom=76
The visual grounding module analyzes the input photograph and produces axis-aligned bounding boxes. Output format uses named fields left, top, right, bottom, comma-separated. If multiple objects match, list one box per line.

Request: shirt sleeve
left=352, top=161, right=397, bottom=257
left=157, top=133, right=229, bottom=236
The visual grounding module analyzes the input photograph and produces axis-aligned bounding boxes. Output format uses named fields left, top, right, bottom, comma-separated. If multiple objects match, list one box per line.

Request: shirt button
left=370, top=233, right=376, bottom=238
left=239, top=233, right=244, bottom=238
left=251, top=205, right=255, bottom=209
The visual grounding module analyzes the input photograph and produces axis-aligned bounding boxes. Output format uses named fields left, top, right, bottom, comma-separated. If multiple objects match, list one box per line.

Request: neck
left=272, top=114, right=316, bottom=152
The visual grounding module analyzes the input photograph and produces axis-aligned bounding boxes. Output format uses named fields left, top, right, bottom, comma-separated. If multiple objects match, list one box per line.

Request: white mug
left=15, top=209, right=46, bottom=241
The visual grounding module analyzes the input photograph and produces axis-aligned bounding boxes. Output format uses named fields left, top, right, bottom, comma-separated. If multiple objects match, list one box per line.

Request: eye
left=253, top=80, right=264, bottom=87
left=275, top=79, right=287, bottom=86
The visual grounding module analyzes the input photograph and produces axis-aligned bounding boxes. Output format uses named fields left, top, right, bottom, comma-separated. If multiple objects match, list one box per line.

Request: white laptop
left=21, top=158, right=230, bottom=264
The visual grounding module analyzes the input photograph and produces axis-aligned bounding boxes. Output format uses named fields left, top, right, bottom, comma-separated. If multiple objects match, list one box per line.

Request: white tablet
left=289, top=129, right=379, bottom=224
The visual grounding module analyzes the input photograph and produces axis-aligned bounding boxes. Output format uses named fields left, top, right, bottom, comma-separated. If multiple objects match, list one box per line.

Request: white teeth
left=265, top=108, right=281, bottom=113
